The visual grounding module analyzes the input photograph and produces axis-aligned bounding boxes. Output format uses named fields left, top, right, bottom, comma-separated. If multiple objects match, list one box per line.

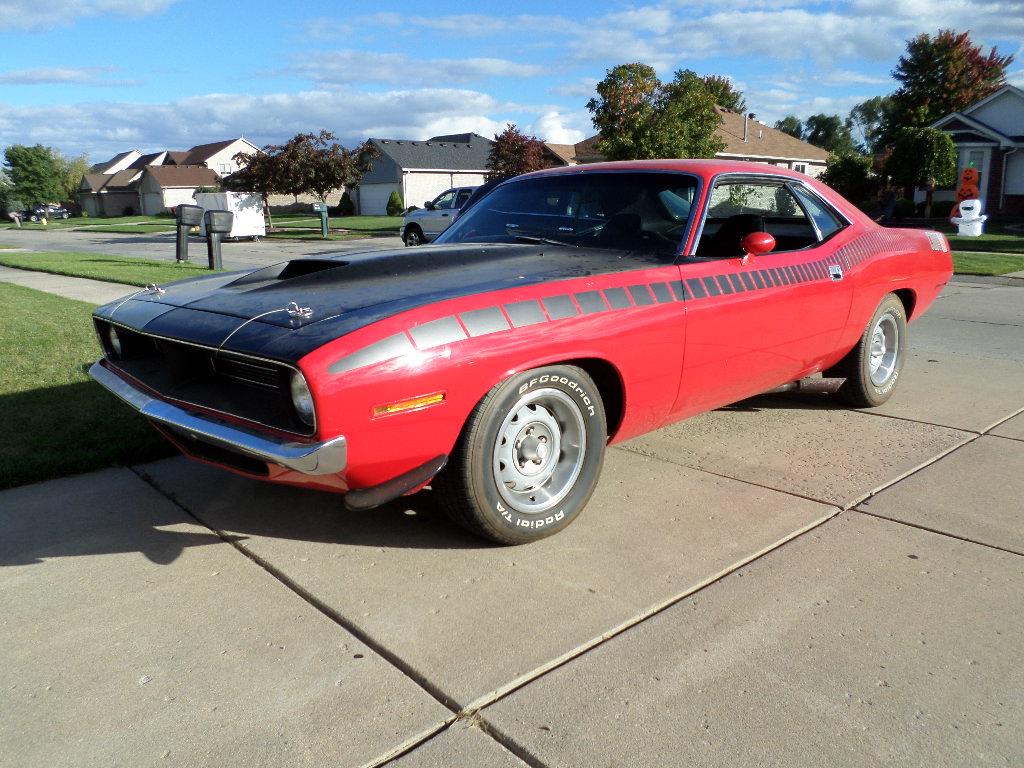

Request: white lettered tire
left=436, top=365, right=607, bottom=544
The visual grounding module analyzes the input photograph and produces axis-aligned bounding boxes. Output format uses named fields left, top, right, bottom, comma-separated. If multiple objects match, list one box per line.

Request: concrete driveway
left=2, top=280, right=1022, bottom=767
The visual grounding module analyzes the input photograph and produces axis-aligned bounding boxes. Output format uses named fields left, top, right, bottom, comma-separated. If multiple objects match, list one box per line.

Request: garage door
left=358, top=183, right=399, bottom=216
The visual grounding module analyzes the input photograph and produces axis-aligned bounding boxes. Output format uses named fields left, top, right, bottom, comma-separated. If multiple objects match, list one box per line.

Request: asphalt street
left=0, top=226, right=403, bottom=269
left=1, top=263, right=1022, bottom=767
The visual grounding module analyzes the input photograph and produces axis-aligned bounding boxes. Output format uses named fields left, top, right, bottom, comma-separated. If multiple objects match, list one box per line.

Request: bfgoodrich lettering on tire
left=835, top=293, right=907, bottom=408
left=435, top=364, right=607, bottom=545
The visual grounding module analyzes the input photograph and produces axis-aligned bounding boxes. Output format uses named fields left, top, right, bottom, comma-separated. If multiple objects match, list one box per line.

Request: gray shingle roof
left=371, top=135, right=493, bottom=171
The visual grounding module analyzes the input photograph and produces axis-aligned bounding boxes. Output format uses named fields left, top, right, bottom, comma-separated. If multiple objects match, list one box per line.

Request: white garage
left=356, top=133, right=492, bottom=215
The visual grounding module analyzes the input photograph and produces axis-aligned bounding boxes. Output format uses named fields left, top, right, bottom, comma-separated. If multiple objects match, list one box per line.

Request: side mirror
left=424, top=201, right=435, bottom=210
left=740, top=232, right=775, bottom=261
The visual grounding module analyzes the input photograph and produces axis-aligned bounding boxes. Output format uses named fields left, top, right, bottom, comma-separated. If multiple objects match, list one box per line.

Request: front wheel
left=435, top=365, right=607, bottom=544
left=403, top=225, right=423, bottom=246
left=834, top=294, right=907, bottom=407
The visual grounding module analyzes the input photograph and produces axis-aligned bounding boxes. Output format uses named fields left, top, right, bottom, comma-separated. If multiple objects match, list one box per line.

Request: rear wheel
left=834, top=293, right=907, bottom=407
left=435, top=365, right=607, bottom=544
left=403, top=225, right=423, bottom=246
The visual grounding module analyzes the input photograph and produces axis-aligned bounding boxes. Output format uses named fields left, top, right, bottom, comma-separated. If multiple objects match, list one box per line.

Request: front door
left=672, top=176, right=853, bottom=417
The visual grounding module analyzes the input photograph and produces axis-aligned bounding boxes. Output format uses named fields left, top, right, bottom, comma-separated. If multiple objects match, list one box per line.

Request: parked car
left=27, top=204, right=70, bottom=221
left=90, top=160, right=952, bottom=544
left=401, top=186, right=476, bottom=246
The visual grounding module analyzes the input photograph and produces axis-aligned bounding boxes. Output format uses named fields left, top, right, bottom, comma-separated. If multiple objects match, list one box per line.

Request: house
left=180, top=138, right=260, bottom=178
left=546, top=108, right=830, bottom=176
left=79, top=138, right=255, bottom=216
left=932, top=85, right=1024, bottom=215
left=356, top=133, right=493, bottom=215
left=137, top=165, right=218, bottom=214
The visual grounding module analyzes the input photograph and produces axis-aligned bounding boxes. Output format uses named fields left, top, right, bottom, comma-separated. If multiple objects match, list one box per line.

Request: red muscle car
left=90, top=160, right=952, bottom=544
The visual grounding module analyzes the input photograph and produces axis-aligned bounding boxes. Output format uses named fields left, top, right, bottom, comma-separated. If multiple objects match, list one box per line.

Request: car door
left=423, top=189, right=457, bottom=237
left=671, top=175, right=853, bottom=417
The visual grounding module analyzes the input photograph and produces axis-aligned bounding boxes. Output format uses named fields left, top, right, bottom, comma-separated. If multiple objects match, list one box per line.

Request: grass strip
left=0, top=283, right=173, bottom=489
left=0, top=251, right=221, bottom=286
left=951, top=251, right=1024, bottom=276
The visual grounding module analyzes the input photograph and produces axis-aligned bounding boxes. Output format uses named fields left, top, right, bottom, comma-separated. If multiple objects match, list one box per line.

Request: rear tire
left=834, top=293, right=907, bottom=407
left=403, top=225, right=423, bottom=246
left=435, top=365, right=606, bottom=545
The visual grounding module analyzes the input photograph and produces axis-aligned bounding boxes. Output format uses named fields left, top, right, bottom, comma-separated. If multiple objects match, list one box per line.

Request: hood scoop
left=227, top=259, right=349, bottom=288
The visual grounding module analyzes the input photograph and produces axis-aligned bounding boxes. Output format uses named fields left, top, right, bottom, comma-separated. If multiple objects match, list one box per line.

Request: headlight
left=290, top=372, right=315, bottom=427
left=107, top=326, right=122, bottom=357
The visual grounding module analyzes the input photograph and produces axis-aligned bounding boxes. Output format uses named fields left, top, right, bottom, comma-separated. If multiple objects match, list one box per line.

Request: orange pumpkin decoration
left=960, top=167, right=980, bottom=185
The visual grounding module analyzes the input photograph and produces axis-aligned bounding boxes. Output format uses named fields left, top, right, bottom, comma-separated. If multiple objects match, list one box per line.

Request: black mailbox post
left=175, top=204, right=204, bottom=262
left=204, top=209, right=233, bottom=270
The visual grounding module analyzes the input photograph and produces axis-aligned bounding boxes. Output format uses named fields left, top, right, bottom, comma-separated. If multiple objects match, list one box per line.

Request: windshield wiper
left=511, top=234, right=578, bottom=248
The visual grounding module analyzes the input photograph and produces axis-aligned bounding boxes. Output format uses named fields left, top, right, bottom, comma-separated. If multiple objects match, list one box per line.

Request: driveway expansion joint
left=853, top=508, right=1024, bottom=557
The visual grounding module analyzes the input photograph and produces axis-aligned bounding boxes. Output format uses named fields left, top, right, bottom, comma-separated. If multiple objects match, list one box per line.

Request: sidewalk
left=0, top=264, right=131, bottom=304
left=2, top=276, right=1022, bottom=767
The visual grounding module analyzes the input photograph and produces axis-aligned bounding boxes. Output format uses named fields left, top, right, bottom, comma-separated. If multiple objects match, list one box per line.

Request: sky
left=1, top=0, right=1022, bottom=163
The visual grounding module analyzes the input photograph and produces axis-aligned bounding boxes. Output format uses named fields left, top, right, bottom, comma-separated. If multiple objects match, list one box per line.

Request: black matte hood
left=95, top=243, right=663, bottom=361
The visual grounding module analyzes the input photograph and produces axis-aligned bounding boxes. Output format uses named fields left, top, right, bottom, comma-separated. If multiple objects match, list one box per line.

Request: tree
left=223, top=149, right=283, bottom=225
left=3, top=145, right=65, bottom=208
left=774, top=116, right=802, bottom=140
left=60, top=153, right=89, bottom=201
left=802, top=114, right=858, bottom=155
left=848, top=96, right=898, bottom=154
left=386, top=190, right=404, bottom=216
left=486, top=123, right=551, bottom=181
left=586, top=63, right=724, bottom=160
left=274, top=130, right=378, bottom=204
left=336, top=190, right=355, bottom=216
left=701, top=75, right=746, bottom=112
left=890, top=29, right=1013, bottom=130
left=884, top=127, right=957, bottom=218
left=819, top=153, right=878, bottom=209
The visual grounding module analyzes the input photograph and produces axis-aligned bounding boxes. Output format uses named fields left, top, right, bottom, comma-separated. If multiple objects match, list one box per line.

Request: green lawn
left=271, top=214, right=401, bottom=232
left=0, top=214, right=173, bottom=231
left=0, top=251, right=221, bottom=286
left=0, top=283, right=173, bottom=489
left=951, top=251, right=1024, bottom=276
left=945, top=222, right=1024, bottom=254
left=263, top=231, right=379, bottom=242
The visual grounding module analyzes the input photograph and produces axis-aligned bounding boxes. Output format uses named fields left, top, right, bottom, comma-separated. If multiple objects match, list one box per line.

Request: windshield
left=435, top=171, right=699, bottom=261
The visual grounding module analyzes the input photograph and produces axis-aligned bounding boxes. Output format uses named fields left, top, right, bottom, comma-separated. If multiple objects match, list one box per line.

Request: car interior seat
left=704, top=213, right=765, bottom=257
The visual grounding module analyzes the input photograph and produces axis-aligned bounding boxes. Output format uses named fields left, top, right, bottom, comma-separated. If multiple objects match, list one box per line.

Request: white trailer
left=194, top=192, right=266, bottom=239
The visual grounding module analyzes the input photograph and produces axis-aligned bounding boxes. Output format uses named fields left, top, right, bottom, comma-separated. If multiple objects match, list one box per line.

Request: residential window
left=792, top=163, right=807, bottom=174
left=218, top=163, right=231, bottom=174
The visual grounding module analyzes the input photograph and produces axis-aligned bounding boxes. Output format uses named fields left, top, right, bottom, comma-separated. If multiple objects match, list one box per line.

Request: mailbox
left=176, top=204, right=204, bottom=227
left=312, top=201, right=329, bottom=238
left=204, top=209, right=234, bottom=234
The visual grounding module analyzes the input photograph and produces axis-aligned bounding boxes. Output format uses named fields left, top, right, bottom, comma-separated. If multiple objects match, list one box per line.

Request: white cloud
left=0, top=87, right=521, bottom=161
left=820, top=69, right=893, bottom=86
left=0, top=0, right=178, bottom=30
left=528, top=111, right=590, bottom=143
left=292, top=50, right=544, bottom=86
left=0, top=66, right=138, bottom=86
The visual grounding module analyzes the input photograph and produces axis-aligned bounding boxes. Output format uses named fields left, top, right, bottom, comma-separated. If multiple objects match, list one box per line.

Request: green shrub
left=894, top=198, right=916, bottom=219
left=819, top=153, right=878, bottom=209
left=337, top=190, right=355, bottom=216
left=386, top=190, right=404, bottom=216
left=916, top=199, right=953, bottom=218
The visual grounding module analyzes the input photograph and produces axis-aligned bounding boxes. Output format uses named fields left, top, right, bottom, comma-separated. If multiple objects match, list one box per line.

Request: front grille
left=211, top=355, right=281, bottom=389
left=97, top=319, right=313, bottom=436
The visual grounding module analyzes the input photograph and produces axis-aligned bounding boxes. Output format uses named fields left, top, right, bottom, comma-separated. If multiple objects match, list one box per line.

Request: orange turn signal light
left=372, top=391, right=446, bottom=418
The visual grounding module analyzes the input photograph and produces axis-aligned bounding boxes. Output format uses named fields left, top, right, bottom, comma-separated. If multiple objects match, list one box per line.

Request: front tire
left=403, top=225, right=423, bottom=246
left=435, top=365, right=607, bottom=544
left=834, top=294, right=907, bottom=407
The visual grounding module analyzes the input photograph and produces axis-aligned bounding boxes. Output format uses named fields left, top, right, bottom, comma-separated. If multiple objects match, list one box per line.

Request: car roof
left=523, top=158, right=812, bottom=182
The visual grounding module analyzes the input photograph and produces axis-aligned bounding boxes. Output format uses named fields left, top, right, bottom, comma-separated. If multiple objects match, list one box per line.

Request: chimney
left=743, top=113, right=757, bottom=142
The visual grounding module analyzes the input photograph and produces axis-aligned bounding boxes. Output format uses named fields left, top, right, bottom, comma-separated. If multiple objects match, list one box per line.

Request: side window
left=433, top=191, right=456, bottom=210
left=699, top=180, right=817, bottom=257
left=791, top=186, right=845, bottom=240
left=454, top=189, right=473, bottom=208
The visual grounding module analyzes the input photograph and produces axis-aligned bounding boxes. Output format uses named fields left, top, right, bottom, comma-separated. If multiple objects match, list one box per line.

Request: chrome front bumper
left=89, top=361, right=347, bottom=476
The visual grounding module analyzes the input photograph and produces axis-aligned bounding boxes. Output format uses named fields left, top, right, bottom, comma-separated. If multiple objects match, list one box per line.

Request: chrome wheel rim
left=492, top=388, right=586, bottom=515
left=406, top=230, right=420, bottom=245
left=869, top=314, right=899, bottom=386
